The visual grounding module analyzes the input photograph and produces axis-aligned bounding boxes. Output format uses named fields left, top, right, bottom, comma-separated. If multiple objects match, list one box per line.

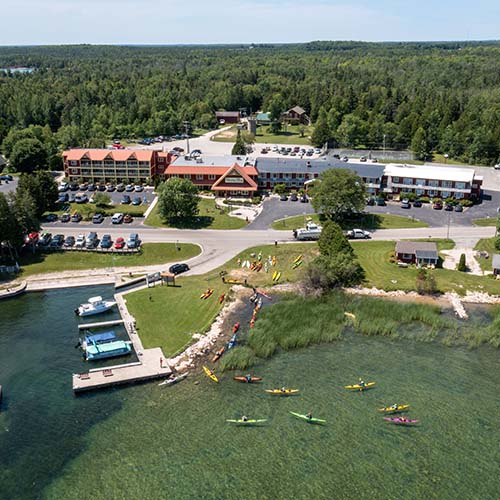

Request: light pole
left=183, top=121, right=190, bottom=154
left=446, top=210, right=451, bottom=240
left=383, top=134, right=386, bottom=158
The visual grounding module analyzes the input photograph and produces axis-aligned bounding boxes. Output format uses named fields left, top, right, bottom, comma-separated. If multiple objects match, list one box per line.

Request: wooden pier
left=78, top=319, right=124, bottom=330
left=73, top=294, right=171, bottom=392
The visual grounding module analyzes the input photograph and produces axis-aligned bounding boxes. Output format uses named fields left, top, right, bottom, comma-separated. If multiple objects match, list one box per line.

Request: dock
left=78, top=319, right=124, bottom=330
left=73, top=294, right=171, bottom=392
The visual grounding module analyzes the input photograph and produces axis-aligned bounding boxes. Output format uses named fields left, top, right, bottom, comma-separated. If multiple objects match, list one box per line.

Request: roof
left=171, top=155, right=249, bottom=168
left=63, top=149, right=154, bottom=162
left=286, top=106, right=306, bottom=115
left=256, top=112, right=271, bottom=121
left=166, top=162, right=258, bottom=177
left=385, top=163, right=475, bottom=183
left=395, top=241, right=438, bottom=257
left=492, top=254, right=500, bottom=270
left=215, top=111, right=240, bottom=118
left=212, top=164, right=258, bottom=191
left=255, top=157, right=385, bottom=179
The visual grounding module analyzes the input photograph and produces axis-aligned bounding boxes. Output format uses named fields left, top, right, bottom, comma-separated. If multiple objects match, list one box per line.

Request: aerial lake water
left=0, top=287, right=499, bottom=499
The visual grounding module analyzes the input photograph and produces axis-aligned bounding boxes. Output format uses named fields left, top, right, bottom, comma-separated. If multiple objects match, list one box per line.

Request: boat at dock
left=158, top=372, right=188, bottom=387
left=75, top=296, right=117, bottom=317
left=80, top=330, right=117, bottom=349
left=84, top=340, right=132, bottom=361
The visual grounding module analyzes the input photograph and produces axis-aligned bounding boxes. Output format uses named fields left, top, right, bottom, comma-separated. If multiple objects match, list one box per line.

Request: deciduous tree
left=157, top=177, right=199, bottom=220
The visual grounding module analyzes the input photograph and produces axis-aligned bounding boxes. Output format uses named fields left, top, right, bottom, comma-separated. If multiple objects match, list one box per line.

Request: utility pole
left=183, top=120, right=190, bottom=154
left=446, top=211, right=451, bottom=240
left=383, top=134, right=386, bottom=158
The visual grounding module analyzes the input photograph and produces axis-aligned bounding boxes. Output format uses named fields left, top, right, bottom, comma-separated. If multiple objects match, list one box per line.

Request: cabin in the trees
left=215, top=111, right=241, bottom=124
left=282, top=106, right=310, bottom=125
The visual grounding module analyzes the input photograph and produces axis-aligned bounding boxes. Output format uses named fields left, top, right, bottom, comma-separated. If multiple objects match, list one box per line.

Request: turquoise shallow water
left=1, top=290, right=499, bottom=500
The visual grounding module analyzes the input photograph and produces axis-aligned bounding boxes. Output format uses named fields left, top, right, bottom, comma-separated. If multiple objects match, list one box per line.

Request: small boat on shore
left=232, top=322, right=240, bottom=334
left=212, top=347, right=225, bottom=363
left=75, top=296, right=116, bottom=317
left=84, top=340, right=132, bottom=361
left=158, top=372, right=188, bottom=387
left=384, top=417, right=419, bottom=426
left=227, top=333, right=237, bottom=350
left=203, top=365, right=219, bottom=383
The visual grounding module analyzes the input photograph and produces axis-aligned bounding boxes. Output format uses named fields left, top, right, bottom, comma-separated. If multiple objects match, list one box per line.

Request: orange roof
left=212, top=164, right=258, bottom=190
left=63, top=149, right=155, bottom=162
left=165, top=163, right=258, bottom=176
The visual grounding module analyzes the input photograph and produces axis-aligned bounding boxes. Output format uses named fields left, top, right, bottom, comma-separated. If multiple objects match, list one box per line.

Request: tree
left=157, top=177, right=199, bottom=220
left=336, top=113, right=367, bottom=147
left=411, top=127, right=431, bottom=161
left=310, top=169, right=366, bottom=222
left=415, top=269, right=437, bottom=295
left=310, top=107, right=332, bottom=148
left=93, top=192, right=111, bottom=207
left=10, top=190, right=39, bottom=235
left=305, top=253, right=364, bottom=291
left=17, top=171, right=58, bottom=217
left=273, top=183, right=287, bottom=195
left=232, top=129, right=247, bottom=155
left=318, top=220, right=353, bottom=257
left=9, top=138, right=48, bottom=173
left=457, top=253, right=467, bottom=272
left=0, top=193, right=23, bottom=257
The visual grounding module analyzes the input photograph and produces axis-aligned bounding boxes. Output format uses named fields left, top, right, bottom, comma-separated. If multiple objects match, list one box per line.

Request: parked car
left=134, top=185, right=144, bottom=192
left=371, top=158, right=378, bottom=163
left=68, top=193, right=76, bottom=203
left=87, top=183, right=96, bottom=192
left=314, top=148, right=322, bottom=154
left=260, top=148, right=268, bottom=154
left=121, top=195, right=131, bottom=204
left=38, top=232, right=52, bottom=246
left=111, top=213, right=124, bottom=224
left=100, top=234, right=113, bottom=248
left=45, top=213, right=58, bottom=222
left=290, top=193, right=298, bottom=201
left=58, top=193, right=69, bottom=203
left=272, top=145, right=278, bottom=152
left=279, top=195, right=288, bottom=201
left=169, top=263, right=190, bottom=275
left=58, top=182, right=69, bottom=192
left=85, top=232, right=98, bottom=249
left=92, top=213, right=104, bottom=224
left=360, top=156, right=367, bottom=162
left=63, top=235, right=75, bottom=247
left=376, top=198, right=386, bottom=206
left=454, top=204, right=463, bottom=212
left=116, top=183, right=125, bottom=192
left=444, top=203, right=454, bottom=211
left=123, top=214, right=133, bottom=223
left=97, top=184, right=106, bottom=192
left=413, top=199, right=422, bottom=207
left=346, top=229, right=371, bottom=239
left=75, top=234, right=85, bottom=248
left=50, top=234, right=64, bottom=248
left=400, top=199, right=411, bottom=209
left=60, top=212, right=71, bottom=223
left=433, top=201, right=443, bottom=210
left=126, top=233, right=140, bottom=249
left=293, top=146, right=300, bottom=153
left=125, top=184, right=134, bottom=192
left=114, top=237, right=125, bottom=249
left=132, top=197, right=142, bottom=206
left=75, top=194, right=88, bottom=204
left=79, top=183, right=88, bottom=191
left=341, top=156, right=349, bottom=162
left=494, top=164, right=500, bottom=170
left=106, top=184, right=115, bottom=192
left=300, top=195, right=309, bottom=203
left=366, top=197, right=375, bottom=206
left=69, top=183, right=79, bottom=191
left=305, top=150, right=313, bottom=156
left=71, top=212, right=82, bottom=222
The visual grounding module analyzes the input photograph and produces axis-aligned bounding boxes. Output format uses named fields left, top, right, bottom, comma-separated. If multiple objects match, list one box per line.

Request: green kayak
left=226, top=419, right=267, bottom=425
left=289, top=411, right=326, bottom=424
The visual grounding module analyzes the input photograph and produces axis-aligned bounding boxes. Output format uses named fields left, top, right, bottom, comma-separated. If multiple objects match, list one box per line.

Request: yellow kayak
left=265, top=388, right=299, bottom=395
left=203, top=365, right=219, bottom=383
left=378, top=404, right=410, bottom=414
left=345, top=382, right=376, bottom=391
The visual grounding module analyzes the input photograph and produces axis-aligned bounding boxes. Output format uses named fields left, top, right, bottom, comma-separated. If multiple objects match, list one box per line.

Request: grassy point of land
left=18, top=243, right=200, bottom=278
left=145, top=198, right=246, bottom=230
left=271, top=213, right=429, bottom=231
left=474, top=238, right=496, bottom=272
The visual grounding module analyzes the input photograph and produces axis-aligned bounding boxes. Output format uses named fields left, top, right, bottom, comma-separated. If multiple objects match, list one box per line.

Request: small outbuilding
left=215, top=111, right=241, bottom=124
left=282, top=106, right=310, bottom=125
left=395, top=241, right=438, bottom=266
left=492, top=254, right=500, bottom=276
left=256, top=112, right=272, bottom=125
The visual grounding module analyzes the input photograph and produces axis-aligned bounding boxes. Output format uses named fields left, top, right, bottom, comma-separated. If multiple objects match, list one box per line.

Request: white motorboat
left=75, top=296, right=117, bottom=316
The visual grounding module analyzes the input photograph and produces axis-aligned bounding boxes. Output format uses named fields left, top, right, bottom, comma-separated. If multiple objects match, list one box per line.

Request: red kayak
left=233, top=376, right=262, bottom=383
left=212, top=346, right=225, bottom=363
left=384, top=417, right=419, bottom=425
left=232, top=322, right=240, bottom=333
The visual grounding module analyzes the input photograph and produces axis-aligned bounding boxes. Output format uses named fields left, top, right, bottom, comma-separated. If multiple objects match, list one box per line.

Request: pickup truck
left=293, top=221, right=322, bottom=241
left=346, top=228, right=371, bottom=239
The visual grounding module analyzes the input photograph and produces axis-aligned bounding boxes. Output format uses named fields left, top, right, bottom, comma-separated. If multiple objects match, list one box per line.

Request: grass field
left=271, top=213, right=429, bottom=231
left=212, top=124, right=313, bottom=145
left=474, top=238, right=496, bottom=272
left=18, top=243, right=200, bottom=277
left=472, top=218, right=497, bottom=227
left=145, top=198, right=246, bottom=229
left=126, top=275, right=230, bottom=356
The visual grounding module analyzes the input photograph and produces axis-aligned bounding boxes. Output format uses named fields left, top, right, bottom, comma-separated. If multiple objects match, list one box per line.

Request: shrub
left=495, top=236, right=500, bottom=251
left=459, top=199, right=473, bottom=207
left=419, top=196, right=430, bottom=203
left=416, top=268, right=438, bottom=295
left=457, top=253, right=467, bottom=272
left=251, top=196, right=262, bottom=204
left=432, top=197, right=442, bottom=203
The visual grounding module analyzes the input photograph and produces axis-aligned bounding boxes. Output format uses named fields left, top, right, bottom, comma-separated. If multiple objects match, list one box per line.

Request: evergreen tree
left=318, top=220, right=353, bottom=258
left=310, top=107, right=332, bottom=148
left=232, top=129, right=247, bottom=155
left=411, top=127, right=431, bottom=161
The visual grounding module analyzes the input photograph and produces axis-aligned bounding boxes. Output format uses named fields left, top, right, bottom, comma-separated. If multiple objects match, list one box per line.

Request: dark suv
left=169, top=263, right=190, bottom=275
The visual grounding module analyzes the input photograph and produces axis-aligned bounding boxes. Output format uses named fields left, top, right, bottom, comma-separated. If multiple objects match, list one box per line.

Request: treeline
left=0, top=42, right=499, bottom=164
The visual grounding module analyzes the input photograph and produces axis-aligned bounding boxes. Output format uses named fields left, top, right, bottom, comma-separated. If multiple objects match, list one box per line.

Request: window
left=403, top=178, right=413, bottom=185
left=455, top=182, right=466, bottom=189
left=416, top=188, right=425, bottom=195
left=442, top=180, right=452, bottom=188
left=442, top=191, right=450, bottom=198
left=455, top=192, right=464, bottom=199
left=428, top=180, right=438, bottom=187
left=184, top=174, right=191, bottom=179
left=416, top=179, right=425, bottom=186
left=70, top=160, right=78, bottom=166
left=159, top=157, right=164, bottom=163
left=196, top=174, right=203, bottom=180
left=392, top=176, right=400, bottom=183
left=428, top=190, right=437, bottom=197
left=225, top=177, right=244, bottom=184
left=208, top=174, right=216, bottom=180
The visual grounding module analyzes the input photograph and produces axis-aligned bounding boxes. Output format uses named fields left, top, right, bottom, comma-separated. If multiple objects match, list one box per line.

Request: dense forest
left=0, top=41, right=499, bottom=165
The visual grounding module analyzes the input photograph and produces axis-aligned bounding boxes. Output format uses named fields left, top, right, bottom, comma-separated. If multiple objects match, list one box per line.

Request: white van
left=111, top=213, right=124, bottom=224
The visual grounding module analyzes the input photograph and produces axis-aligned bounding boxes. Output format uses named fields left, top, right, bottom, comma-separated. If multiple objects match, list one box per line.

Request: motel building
left=62, top=149, right=174, bottom=184
left=383, top=164, right=482, bottom=200
left=164, top=155, right=259, bottom=197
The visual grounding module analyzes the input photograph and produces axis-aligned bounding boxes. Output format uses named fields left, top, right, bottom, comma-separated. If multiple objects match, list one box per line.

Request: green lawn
left=145, top=198, right=247, bottom=229
left=352, top=240, right=500, bottom=295
left=212, top=124, right=313, bottom=145
left=474, top=238, right=496, bottom=272
left=271, top=213, right=429, bottom=231
left=18, top=243, right=200, bottom=277
left=126, top=275, right=230, bottom=356
left=473, top=218, right=497, bottom=227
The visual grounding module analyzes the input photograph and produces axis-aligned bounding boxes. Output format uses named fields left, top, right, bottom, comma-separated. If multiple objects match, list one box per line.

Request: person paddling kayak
left=306, top=411, right=313, bottom=420
left=245, top=374, right=252, bottom=383
left=358, top=378, right=366, bottom=389
left=241, top=415, right=248, bottom=422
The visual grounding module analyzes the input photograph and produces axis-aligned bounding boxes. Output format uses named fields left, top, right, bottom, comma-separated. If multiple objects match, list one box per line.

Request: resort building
left=164, top=155, right=259, bottom=197
left=383, top=164, right=482, bottom=200
left=62, top=149, right=173, bottom=183
left=254, top=157, right=385, bottom=194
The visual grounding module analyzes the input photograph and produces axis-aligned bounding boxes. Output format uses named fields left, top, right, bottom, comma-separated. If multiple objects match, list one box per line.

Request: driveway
left=247, top=196, right=314, bottom=230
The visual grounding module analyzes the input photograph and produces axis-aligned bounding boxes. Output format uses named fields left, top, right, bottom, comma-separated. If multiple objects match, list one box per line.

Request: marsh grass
left=219, top=347, right=257, bottom=371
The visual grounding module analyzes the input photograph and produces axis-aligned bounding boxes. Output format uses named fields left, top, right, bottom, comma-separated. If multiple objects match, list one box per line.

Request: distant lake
left=0, top=67, right=35, bottom=73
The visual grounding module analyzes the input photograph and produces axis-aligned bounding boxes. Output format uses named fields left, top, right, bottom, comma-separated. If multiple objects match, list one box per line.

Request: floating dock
left=73, top=295, right=171, bottom=392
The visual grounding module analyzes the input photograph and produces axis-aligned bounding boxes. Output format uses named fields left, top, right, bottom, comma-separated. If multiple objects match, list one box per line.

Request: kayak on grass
left=158, top=372, right=188, bottom=387
left=257, top=289, right=272, bottom=300
left=289, top=411, right=326, bottom=424
left=233, top=376, right=263, bottom=383
left=345, top=382, right=376, bottom=391
left=293, top=254, right=303, bottom=264
left=227, top=333, right=237, bottom=350
left=200, top=289, right=214, bottom=300
left=384, top=417, right=419, bottom=425
left=212, top=346, right=225, bottom=363
left=202, top=365, right=219, bottom=383
left=378, top=404, right=410, bottom=414
left=265, top=388, right=299, bottom=396
left=226, top=419, right=267, bottom=425
left=232, top=322, right=240, bottom=334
